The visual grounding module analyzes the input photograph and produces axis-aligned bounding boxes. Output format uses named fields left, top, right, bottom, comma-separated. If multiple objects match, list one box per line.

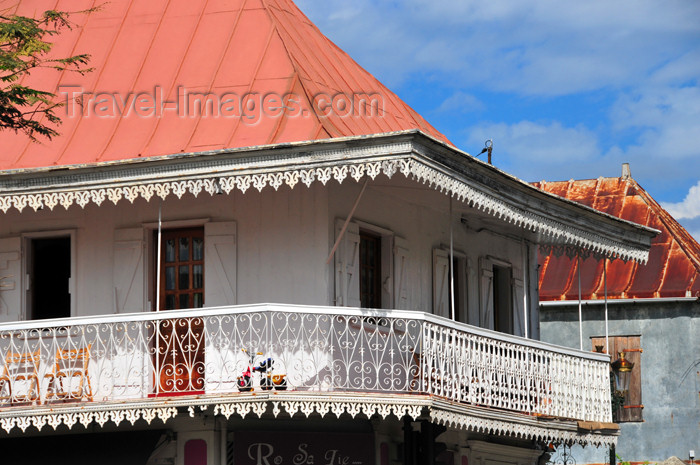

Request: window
left=334, top=219, right=409, bottom=309
left=591, top=335, right=643, bottom=422
left=492, top=264, right=513, bottom=334
left=158, top=228, right=204, bottom=310
left=479, top=257, right=526, bottom=336
left=360, top=232, right=382, bottom=309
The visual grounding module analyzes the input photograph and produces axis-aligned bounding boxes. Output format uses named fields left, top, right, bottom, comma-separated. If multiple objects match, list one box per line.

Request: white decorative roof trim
left=0, top=393, right=614, bottom=447
left=0, top=141, right=649, bottom=263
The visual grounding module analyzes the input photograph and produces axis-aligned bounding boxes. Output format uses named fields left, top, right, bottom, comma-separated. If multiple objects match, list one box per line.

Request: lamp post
left=610, top=352, right=634, bottom=465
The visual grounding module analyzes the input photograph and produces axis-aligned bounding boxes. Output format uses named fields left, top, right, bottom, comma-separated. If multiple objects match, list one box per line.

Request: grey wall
left=540, top=301, right=700, bottom=463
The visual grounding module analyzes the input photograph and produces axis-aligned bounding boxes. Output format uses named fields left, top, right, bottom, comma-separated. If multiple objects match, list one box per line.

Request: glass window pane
left=179, top=265, right=190, bottom=290
left=165, top=239, right=175, bottom=262
left=193, top=293, right=203, bottom=308
left=193, top=264, right=203, bottom=289
left=179, top=294, right=189, bottom=309
left=165, top=295, right=176, bottom=310
left=179, top=237, right=189, bottom=261
left=165, top=267, right=175, bottom=290
left=193, top=238, right=203, bottom=261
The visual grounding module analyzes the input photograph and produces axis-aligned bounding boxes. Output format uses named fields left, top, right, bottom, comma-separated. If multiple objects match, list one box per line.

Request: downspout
left=155, top=202, right=162, bottom=395
left=156, top=203, right=162, bottom=312
left=578, top=252, right=583, bottom=351
left=604, top=257, right=609, bottom=354
left=522, top=240, right=529, bottom=339
left=220, top=417, right=227, bottom=465
left=450, top=196, right=455, bottom=321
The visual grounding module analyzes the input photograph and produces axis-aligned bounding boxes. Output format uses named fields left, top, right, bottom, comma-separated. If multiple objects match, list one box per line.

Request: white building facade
left=0, top=133, right=654, bottom=464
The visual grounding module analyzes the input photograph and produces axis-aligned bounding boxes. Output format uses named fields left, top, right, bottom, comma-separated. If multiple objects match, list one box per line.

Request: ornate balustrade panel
left=421, top=321, right=612, bottom=422
left=0, top=306, right=611, bottom=423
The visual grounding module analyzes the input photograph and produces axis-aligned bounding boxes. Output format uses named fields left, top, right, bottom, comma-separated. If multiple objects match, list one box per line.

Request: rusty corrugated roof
left=534, top=175, right=700, bottom=300
left=0, top=0, right=450, bottom=171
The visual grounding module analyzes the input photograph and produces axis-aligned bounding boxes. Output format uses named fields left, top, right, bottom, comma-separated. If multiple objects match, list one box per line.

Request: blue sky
left=296, top=0, right=700, bottom=239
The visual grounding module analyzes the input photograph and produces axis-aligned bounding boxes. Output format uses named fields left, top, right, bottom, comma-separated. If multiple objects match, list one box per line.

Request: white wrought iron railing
left=0, top=304, right=612, bottom=422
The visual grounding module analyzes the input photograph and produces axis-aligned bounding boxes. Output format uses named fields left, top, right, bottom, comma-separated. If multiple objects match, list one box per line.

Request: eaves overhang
left=0, top=131, right=655, bottom=263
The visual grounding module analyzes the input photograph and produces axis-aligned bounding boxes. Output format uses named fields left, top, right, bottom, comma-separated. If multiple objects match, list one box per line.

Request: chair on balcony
left=44, top=346, right=93, bottom=402
left=0, top=350, right=41, bottom=404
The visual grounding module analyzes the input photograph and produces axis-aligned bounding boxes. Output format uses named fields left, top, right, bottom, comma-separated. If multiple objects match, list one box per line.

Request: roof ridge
left=260, top=0, right=451, bottom=143
left=257, top=0, right=330, bottom=136
left=628, top=178, right=700, bottom=271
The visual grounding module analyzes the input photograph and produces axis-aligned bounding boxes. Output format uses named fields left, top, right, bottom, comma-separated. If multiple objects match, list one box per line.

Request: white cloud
left=436, top=92, right=484, bottom=114
left=295, top=0, right=700, bottom=96
left=294, top=0, right=700, bottom=196
left=662, top=181, right=700, bottom=220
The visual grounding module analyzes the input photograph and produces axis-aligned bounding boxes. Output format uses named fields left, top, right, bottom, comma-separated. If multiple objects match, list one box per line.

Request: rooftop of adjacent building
left=535, top=164, right=700, bottom=301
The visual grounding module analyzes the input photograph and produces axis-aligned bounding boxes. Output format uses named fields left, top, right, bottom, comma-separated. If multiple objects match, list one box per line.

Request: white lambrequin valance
left=0, top=393, right=617, bottom=448
left=0, top=137, right=651, bottom=263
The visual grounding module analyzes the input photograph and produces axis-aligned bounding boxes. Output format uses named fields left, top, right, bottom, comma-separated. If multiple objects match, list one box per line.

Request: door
left=155, top=228, right=205, bottom=395
left=28, top=237, right=71, bottom=320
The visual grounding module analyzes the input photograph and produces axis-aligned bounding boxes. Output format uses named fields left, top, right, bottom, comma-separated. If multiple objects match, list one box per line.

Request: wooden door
left=155, top=228, right=205, bottom=395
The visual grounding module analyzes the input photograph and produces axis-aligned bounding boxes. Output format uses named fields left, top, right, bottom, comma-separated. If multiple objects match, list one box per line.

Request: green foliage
left=0, top=7, right=95, bottom=141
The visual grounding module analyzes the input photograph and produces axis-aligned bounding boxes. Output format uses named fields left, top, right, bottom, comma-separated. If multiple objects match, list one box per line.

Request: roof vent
left=621, top=163, right=631, bottom=179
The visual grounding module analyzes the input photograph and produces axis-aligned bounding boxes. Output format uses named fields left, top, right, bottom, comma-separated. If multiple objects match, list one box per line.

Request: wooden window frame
left=158, top=228, right=205, bottom=311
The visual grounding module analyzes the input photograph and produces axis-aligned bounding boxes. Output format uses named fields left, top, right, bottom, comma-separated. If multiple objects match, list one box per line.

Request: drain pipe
left=220, top=417, right=227, bottom=465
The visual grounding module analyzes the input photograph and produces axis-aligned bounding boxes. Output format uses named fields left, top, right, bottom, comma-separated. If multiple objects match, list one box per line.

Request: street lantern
left=611, top=352, right=634, bottom=394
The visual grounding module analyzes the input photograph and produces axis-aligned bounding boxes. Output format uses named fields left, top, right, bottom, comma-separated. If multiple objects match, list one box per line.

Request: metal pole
left=604, top=257, right=609, bottom=354
left=155, top=202, right=163, bottom=395
left=523, top=240, right=529, bottom=339
left=156, top=203, right=163, bottom=312
left=449, top=196, right=455, bottom=321
left=610, top=444, right=616, bottom=465
left=326, top=178, right=370, bottom=264
left=578, top=253, right=583, bottom=351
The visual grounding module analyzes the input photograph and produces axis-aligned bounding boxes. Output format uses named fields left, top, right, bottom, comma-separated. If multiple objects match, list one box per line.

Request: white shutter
left=512, top=277, right=525, bottom=337
left=334, top=220, right=361, bottom=307
left=204, top=222, right=237, bottom=307
left=432, top=248, right=450, bottom=318
left=393, top=237, right=410, bottom=309
left=113, top=228, right=145, bottom=313
left=0, top=237, right=21, bottom=319
left=479, top=258, right=494, bottom=329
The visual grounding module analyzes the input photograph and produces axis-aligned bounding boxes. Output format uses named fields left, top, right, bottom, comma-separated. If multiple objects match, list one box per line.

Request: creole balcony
left=0, top=304, right=615, bottom=446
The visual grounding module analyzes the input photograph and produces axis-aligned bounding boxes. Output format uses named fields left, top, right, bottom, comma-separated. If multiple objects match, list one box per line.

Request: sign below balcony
left=233, top=431, right=374, bottom=465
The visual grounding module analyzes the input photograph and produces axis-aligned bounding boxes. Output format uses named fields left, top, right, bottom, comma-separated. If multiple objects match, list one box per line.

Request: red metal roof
left=0, top=0, right=450, bottom=171
left=534, top=175, right=700, bottom=300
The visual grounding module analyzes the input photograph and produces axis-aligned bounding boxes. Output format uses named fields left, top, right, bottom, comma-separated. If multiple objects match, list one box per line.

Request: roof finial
left=476, top=139, right=493, bottom=164
left=621, top=163, right=631, bottom=180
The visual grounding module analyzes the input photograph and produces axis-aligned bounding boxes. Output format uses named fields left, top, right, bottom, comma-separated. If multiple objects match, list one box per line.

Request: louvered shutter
left=113, top=229, right=145, bottom=313
left=512, top=277, right=525, bottom=337
left=591, top=335, right=643, bottom=422
left=393, top=237, right=410, bottom=309
left=479, top=258, right=494, bottom=329
left=433, top=248, right=450, bottom=318
left=334, top=220, right=361, bottom=307
left=204, top=222, right=237, bottom=307
left=0, top=237, right=21, bottom=319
